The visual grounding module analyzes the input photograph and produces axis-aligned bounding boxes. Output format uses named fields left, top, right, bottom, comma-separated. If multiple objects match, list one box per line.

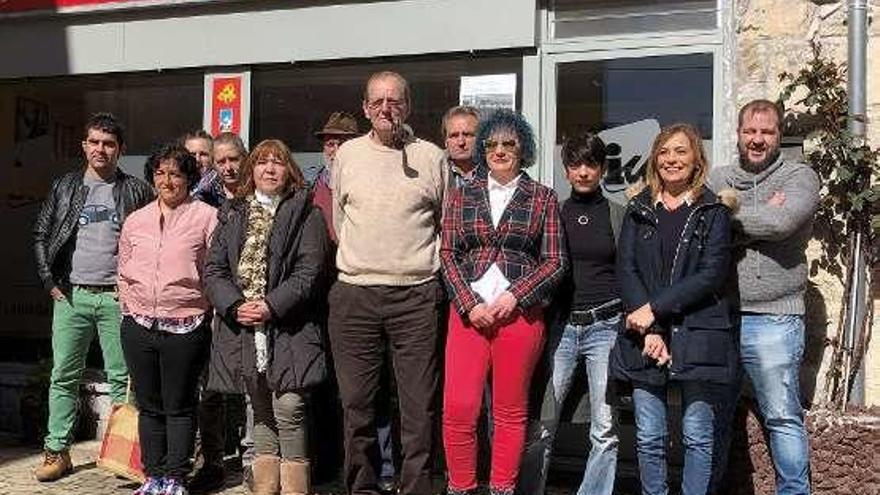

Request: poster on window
left=203, top=72, right=251, bottom=148
left=459, top=74, right=516, bottom=113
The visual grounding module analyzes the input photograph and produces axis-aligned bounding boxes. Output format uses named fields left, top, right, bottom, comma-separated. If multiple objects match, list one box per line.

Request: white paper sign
left=470, top=263, right=511, bottom=305
left=460, top=74, right=517, bottom=112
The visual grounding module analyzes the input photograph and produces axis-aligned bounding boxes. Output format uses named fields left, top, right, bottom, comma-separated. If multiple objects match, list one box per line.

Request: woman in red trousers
left=440, top=109, right=567, bottom=495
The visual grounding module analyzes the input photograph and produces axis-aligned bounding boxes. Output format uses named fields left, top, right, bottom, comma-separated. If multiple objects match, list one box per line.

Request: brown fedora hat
left=315, top=111, right=360, bottom=138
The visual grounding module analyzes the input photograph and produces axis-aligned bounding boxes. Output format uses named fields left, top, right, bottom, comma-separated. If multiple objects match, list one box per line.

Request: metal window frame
left=520, top=0, right=734, bottom=186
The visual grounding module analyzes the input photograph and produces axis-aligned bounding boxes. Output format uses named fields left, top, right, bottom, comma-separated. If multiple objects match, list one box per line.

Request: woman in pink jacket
left=117, top=142, right=218, bottom=495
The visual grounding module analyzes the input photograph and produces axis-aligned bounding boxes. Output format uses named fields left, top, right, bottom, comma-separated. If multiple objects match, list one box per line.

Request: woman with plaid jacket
left=440, top=109, right=568, bottom=495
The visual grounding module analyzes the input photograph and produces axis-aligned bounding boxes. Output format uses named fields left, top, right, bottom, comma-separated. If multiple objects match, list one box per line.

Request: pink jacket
left=118, top=198, right=218, bottom=318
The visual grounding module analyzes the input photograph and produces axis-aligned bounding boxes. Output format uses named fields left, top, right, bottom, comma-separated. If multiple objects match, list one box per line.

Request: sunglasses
left=483, top=139, right=519, bottom=153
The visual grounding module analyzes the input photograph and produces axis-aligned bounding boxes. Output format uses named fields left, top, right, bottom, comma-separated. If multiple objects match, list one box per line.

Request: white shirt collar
left=487, top=173, right=521, bottom=192
left=654, top=190, right=695, bottom=208
left=255, top=190, right=281, bottom=213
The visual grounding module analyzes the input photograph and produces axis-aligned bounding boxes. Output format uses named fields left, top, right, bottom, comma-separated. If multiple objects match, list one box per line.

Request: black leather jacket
left=33, top=168, right=154, bottom=292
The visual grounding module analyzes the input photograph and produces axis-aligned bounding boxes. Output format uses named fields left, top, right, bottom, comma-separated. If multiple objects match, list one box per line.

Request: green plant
left=777, top=42, right=879, bottom=408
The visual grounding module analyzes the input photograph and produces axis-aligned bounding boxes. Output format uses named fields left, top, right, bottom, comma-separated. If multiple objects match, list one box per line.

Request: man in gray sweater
left=709, top=99, right=819, bottom=495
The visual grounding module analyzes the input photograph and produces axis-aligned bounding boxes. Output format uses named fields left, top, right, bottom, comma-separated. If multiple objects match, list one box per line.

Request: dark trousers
left=329, top=280, right=442, bottom=495
left=196, top=387, right=227, bottom=468
left=121, top=316, right=211, bottom=479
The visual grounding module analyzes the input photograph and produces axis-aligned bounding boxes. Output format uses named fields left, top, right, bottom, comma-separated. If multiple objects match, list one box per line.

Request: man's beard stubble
left=738, top=144, right=781, bottom=173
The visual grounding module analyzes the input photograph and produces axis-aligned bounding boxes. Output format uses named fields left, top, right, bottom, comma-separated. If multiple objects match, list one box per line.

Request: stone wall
left=721, top=401, right=880, bottom=495
left=734, top=0, right=880, bottom=407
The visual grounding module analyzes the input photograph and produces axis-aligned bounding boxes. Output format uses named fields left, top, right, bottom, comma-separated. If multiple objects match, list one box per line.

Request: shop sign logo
left=598, top=119, right=661, bottom=203
left=217, top=83, right=237, bottom=104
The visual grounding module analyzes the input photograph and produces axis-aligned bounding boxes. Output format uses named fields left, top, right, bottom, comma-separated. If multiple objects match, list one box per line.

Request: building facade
left=0, top=0, right=876, bottom=422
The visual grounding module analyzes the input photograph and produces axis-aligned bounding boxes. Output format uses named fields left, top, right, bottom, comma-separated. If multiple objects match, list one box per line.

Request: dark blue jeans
left=633, top=381, right=719, bottom=495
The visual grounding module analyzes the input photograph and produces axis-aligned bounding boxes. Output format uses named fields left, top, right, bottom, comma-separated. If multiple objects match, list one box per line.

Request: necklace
left=577, top=213, right=590, bottom=225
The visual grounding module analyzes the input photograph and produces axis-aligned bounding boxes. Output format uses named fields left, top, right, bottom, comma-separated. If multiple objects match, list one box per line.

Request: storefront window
left=251, top=55, right=522, bottom=182
left=552, top=53, right=713, bottom=202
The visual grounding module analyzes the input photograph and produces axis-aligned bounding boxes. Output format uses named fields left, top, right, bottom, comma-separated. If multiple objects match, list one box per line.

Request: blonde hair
left=237, top=139, right=305, bottom=198
left=645, top=123, right=709, bottom=201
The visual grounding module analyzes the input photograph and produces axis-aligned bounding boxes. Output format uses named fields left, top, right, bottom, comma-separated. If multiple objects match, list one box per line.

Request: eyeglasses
left=366, top=97, right=405, bottom=111
left=483, top=139, right=519, bottom=153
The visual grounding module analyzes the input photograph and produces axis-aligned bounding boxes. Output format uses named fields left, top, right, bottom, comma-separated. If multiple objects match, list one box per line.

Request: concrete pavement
left=0, top=439, right=634, bottom=494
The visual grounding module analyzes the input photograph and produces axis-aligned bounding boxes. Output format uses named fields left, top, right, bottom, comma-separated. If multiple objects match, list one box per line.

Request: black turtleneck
left=560, top=189, right=619, bottom=310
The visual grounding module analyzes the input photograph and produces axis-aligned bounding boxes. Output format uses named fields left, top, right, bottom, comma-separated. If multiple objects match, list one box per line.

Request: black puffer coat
left=610, top=186, right=738, bottom=386
left=204, top=188, right=330, bottom=394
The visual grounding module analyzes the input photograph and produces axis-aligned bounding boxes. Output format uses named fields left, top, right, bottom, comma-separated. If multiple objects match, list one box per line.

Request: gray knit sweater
left=709, top=155, right=820, bottom=315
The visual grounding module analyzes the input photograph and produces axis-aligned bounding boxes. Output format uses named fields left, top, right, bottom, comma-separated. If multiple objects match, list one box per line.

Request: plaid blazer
left=440, top=171, right=568, bottom=316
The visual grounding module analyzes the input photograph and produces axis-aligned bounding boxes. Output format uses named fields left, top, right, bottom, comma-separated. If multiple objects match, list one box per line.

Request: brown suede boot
left=251, top=455, right=281, bottom=495
left=34, top=449, right=72, bottom=482
left=279, top=459, right=310, bottom=495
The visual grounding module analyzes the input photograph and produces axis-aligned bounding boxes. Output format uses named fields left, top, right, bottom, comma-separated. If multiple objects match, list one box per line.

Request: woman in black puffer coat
left=610, top=123, right=737, bottom=495
left=205, top=139, right=330, bottom=495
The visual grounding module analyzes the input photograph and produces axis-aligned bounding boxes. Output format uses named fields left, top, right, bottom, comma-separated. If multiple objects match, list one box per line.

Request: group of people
left=31, top=69, right=818, bottom=495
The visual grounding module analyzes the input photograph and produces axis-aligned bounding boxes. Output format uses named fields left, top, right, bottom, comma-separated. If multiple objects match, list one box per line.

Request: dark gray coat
left=204, top=188, right=330, bottom=394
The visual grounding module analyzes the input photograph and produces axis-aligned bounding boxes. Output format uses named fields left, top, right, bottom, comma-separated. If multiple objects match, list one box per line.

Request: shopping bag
left=96, top=379, right=145, bottom=482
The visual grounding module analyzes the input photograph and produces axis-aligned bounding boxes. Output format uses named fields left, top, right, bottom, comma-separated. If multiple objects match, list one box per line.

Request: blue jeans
left=633, top=381, right=718, bottom=495
left=517, top=315, right=619, bottom=495
left=715, top=314, right=811, bottom=495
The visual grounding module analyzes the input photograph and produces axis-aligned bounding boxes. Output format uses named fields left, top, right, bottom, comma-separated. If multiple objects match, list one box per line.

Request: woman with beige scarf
left=205, top=139, right=330, bottom=495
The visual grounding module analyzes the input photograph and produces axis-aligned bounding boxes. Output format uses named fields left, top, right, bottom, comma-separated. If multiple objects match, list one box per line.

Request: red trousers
left=442, top=306, right=545, bottom=491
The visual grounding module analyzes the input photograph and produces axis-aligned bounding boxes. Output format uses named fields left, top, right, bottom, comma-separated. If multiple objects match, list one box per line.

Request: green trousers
left=45, top=287, right=128, bottom=452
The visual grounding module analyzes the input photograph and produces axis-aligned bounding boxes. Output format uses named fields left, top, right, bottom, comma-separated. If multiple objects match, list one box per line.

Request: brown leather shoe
left=34, top=449, right=73, bottom=482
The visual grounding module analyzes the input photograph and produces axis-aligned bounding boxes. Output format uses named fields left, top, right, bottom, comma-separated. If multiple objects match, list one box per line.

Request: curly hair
left=143, top=142, right=200, bottom=191
left=473, top=109, right=537, bottom=170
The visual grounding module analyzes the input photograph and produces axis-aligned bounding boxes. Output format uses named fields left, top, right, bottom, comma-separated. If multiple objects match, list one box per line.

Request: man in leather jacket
left=32, top=113, right=153, bottom=482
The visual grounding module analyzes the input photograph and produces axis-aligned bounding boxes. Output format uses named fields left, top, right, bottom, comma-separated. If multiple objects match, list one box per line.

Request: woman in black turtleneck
left=517, top=132, right=624, bottom=495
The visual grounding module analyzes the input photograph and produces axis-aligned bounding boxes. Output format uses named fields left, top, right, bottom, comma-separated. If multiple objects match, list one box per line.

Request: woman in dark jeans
left=118, top=143, right=218, bottom=495
left=611, top=123, right=737, bottom=495
left=205, top=139, right=329, bottom=495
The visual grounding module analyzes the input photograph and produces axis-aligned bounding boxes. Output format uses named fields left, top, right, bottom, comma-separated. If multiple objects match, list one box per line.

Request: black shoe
left=188, top=463, right=226, bottom=494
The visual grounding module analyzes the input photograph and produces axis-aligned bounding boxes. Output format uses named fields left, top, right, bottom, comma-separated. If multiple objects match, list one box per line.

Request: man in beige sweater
left=330, top=71, right=448, bottom=495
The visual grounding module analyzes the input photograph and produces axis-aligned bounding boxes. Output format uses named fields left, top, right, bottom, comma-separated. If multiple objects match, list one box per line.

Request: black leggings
left=121, top=316, right=211, bottom=479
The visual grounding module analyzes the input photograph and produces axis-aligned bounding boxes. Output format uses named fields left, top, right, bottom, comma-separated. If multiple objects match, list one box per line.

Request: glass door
left=543, top=48, right=718, bottom=203
left=541, top=46, right=718, bottom=480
